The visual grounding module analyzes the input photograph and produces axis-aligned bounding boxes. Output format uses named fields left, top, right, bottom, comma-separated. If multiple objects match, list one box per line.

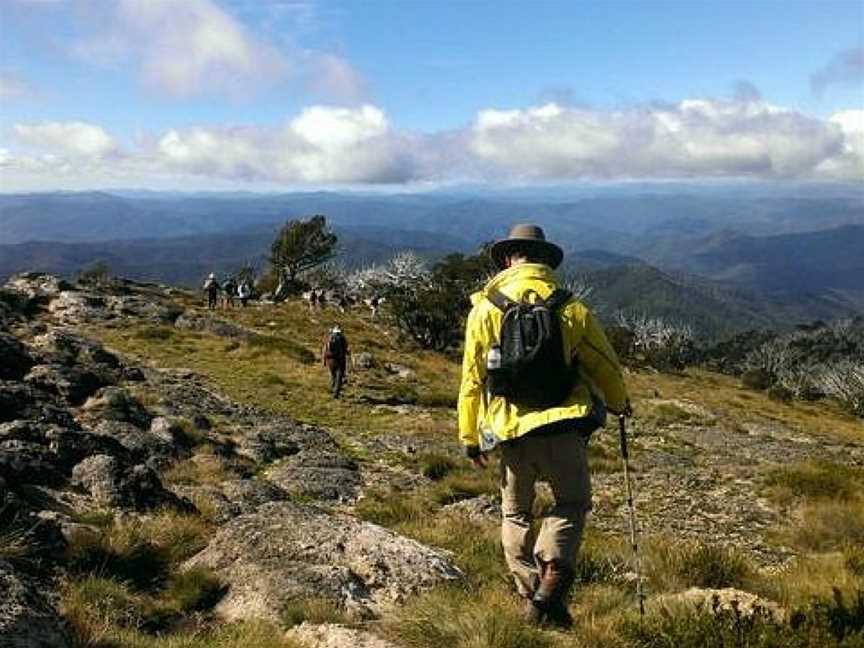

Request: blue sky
left=0, top=0, right=862, bottom=190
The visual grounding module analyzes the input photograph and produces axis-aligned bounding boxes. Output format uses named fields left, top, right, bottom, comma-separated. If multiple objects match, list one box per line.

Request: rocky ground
left=0, top=274, right=460, bottom=648
left=1, top=272, right=862, bottom=648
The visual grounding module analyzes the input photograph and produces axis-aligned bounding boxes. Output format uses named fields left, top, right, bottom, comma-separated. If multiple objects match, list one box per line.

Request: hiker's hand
left=465, top=445, right=488, bottom=468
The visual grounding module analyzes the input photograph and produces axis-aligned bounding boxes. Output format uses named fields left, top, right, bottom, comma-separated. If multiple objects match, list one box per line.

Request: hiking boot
left=531, top=560, right=575, bottom=629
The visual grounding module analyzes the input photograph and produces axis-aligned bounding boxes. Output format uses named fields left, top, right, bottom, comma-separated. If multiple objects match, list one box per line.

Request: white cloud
left=470, top=99, right=853, bottom=180
left=13, top=121, right=117, bottom=157
left=70, top=0, right=289, bottom=98
left=2, top=100, right=862, bottom=190
left=51, top=0, right=367, bottom=101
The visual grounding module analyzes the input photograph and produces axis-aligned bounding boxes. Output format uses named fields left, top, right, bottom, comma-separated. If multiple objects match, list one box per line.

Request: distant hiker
left=369, top=295, right=382, bottom=319
left=317, top=290, right=328, bottom=310
left=322, top=325, right=350, bottom=398
left=336, top=294, right=349, bottom=313
left=238, top=280, right=252, bottom=307
left=457, top=223, right=631, bottom=628
left=222, top=277, right=237, bottom=309
left=305, top=290, right=318, bottom=311
left=203, top=273, right=220, bottom=310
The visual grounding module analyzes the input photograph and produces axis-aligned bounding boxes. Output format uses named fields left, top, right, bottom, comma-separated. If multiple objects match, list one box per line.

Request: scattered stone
left=441, top=494, right=501, bottom=521
left=0, top=440, right=63, bottom=486
left=192, top=414, right=212, bottom=430
left=655, top=587, right=785, bottom=621
left=384, top=362, right=415, bottom=380
left=90, top=420, right=183, bottom=467
left=186, top=501, right=461, bottom=622
left=354, top=352, right=375, bottom=369
left=286, top=623, right=404, bottom=648
left=5, top=272, right=73, bottom=299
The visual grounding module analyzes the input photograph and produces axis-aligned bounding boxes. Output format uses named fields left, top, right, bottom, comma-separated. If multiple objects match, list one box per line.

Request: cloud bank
left=3, top=99, right=863, bottom=189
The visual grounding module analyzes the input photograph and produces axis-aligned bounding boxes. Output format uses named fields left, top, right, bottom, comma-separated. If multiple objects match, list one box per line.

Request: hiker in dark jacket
left=222, top=277, right=237, bottom=309
left=322, top=325, right=350, bottom=398
left=203, top=273, right=220, bottom=310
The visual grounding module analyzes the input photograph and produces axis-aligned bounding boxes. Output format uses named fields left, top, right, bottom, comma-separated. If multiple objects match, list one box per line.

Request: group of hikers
left=200, top=223, right=633, bottom=630
left=202, top=273, right=252, bottom=310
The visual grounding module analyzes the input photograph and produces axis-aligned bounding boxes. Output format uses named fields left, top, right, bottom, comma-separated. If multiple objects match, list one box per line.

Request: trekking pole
left=618, top=413, right=645, bottom=617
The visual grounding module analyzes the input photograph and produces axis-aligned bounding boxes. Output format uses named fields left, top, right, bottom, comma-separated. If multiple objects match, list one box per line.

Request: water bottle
left=480, top=425, right=498, bottom=452
left=487, top=344, right=501, bottom=370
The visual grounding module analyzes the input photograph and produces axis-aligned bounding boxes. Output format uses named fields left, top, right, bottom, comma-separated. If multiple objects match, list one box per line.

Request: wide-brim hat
left=490, top=223, right=564, bottom=270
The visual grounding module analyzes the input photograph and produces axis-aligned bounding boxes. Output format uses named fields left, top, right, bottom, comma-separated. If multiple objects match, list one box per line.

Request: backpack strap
left=545, top=289, right=572, bottom=313
left=486, top=288, right=517, bottom=312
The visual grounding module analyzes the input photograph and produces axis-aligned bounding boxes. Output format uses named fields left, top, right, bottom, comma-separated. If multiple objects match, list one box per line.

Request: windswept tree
left=269, top=215, right=338, bottom=296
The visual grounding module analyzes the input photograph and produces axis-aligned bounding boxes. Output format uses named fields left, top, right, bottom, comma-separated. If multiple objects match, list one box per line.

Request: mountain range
left=1, top=186, right=862, bottom=336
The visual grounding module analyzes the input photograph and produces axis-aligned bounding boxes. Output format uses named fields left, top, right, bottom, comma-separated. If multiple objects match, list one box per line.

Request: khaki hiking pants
left=499, top=432, right=592, bottom=598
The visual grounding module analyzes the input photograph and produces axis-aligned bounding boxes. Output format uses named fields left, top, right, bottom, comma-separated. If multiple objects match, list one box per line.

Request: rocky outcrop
left=266, top=451, right=361, bottom=503
left=0, top=561, right=70, bottom=648
left=186, top=501, right=461, bottom=621
left=70, top=454, right=189, bottom=511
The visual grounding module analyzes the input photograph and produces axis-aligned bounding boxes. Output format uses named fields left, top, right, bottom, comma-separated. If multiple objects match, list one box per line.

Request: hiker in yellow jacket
left=457, top=224, right=630, bottom=628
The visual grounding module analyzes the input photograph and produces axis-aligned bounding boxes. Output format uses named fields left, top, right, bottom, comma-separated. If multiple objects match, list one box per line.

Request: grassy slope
left=83, top=293, right=864, bottom=648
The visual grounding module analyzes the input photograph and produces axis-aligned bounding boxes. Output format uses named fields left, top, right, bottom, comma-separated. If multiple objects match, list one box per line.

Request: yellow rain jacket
left=458, top=263, right=629, bottom=448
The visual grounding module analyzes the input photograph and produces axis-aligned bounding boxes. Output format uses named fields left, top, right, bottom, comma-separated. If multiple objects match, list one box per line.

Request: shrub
left=623, top=590, right=864, bottom=648
left=134, top=326, right=174, bottom=341
left=742, top=368, right=772, bottom=390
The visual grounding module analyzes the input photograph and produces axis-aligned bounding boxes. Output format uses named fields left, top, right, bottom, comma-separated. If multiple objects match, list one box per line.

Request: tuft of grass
left=587, top=441, right=622, bottom=473
left=416, top=389, right=458, bottom=409
left=762, top=461, right=863, bottom=505
left=260, top=372, right=287, bottom=387
left=134, top=326, right=174, bottom=341
left=646, top=539, right=753, bottom=591
left=354, top=488, right=428, bottom=527
left=430, top=467, right=499, bottom=506
left=785, top=501, right=864, bottom=553
left=381, top=585, right=554, bottom=648
left=418, top=452, right=457, bottom=481
left=0, top=522, right=32, bottom=565
left=280, top=596, right=347, bottom=628
left=162, top=453, right=234, bottom=487
left=66, top=510, right=213, bottom=592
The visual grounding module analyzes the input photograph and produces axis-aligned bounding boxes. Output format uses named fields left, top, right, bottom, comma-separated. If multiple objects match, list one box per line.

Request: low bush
left=623, top=588, right=864, bottom=648
left=134, top=326, right=174, bottom=341
left=247, top=335, right=316, bottom=364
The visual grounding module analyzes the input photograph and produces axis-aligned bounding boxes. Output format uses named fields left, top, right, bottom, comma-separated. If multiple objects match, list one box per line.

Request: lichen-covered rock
left=30, top=330, right=120, bottom=370
left=655, top=587, right=785, bottom=621
left=0, top=381, right=76, bottom=427
left=185, top=501, right=461, bottom=621
left=5, top=272, right=73, bottom=299
left=0, top=440, right=63, bottom=486
left=265, top=451, right=361, bottom=503
left=24, top=363, right=106, bottom=405
left=286, top=623, right=405, bottom=648
left=0, top=561, right=70, bottom=648
left=70, top=454, right=190, bottom=511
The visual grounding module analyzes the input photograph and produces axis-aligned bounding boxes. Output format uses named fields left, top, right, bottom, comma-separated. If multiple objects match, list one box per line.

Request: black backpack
left=327, top=332, right=346, bottom=358
left=486, top=288, right=574, bottom=409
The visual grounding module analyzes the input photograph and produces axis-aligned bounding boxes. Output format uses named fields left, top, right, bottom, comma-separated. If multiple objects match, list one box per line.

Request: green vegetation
left=280, top=597, right=347, bottom=628
left=763, top=461, right=864, bottom=505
